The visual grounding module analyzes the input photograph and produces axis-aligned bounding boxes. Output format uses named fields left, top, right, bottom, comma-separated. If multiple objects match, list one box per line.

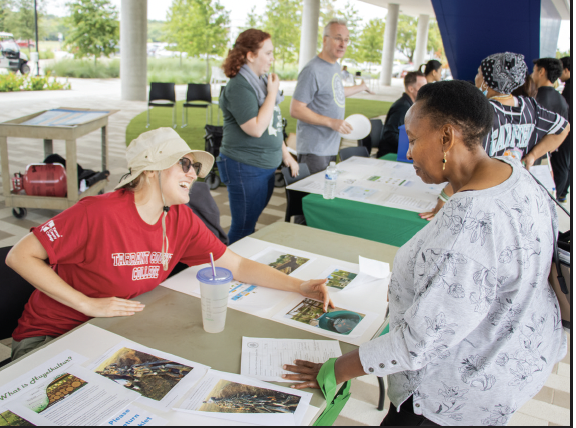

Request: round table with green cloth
left=302, top=153, right=430, bottom=248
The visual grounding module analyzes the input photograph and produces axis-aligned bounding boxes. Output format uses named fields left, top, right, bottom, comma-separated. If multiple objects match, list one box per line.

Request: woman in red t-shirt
left=6, top=128, right=333, bottom=360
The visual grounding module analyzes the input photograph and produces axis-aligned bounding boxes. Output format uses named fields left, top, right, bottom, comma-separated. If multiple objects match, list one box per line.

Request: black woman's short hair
left=415, top=80, right=494, bottom=150
left=532, top=58, right=563, bottom=83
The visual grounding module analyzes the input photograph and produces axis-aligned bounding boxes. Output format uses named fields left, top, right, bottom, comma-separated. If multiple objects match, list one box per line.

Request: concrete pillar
left=298, top=0, right=321, bottom=72
left=121, top=0, right=147, bottom=101
left=379, top=3, right=399, bottom=86
left=413, top=14, right=430, bottom=71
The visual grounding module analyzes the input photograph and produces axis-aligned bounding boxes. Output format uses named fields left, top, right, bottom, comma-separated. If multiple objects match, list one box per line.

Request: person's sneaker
left=557, top=195, right=567, bottom=203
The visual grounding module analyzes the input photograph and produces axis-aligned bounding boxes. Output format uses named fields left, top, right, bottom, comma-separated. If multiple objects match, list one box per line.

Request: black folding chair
left=0, top=246, right=36, bottom=367
left=339, top=146, right=369, bottom=161
left=182, top=83, right=212, bottom=128
left=147, top=82, right=177, bottom=129
left=359, top=118, right=384, bottom=155
left=281, top=163, right=311, bottom=222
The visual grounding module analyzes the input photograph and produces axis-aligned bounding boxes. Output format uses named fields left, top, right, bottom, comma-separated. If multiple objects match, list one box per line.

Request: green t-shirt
left=219, top=74, right=283, bottom=169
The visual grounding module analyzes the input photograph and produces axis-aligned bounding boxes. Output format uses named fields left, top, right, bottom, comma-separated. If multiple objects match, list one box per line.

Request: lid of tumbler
left=197, top=267, right=233, bottom=285
left=329, top=161, right=336, bottom=166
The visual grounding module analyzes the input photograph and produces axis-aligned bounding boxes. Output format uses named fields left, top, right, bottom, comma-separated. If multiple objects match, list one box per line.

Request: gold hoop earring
left=442, top=151, right=447, bottom=170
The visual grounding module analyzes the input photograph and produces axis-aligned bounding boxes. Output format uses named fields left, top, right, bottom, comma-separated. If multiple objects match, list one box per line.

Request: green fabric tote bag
left=313, top=358, right=351, bottom=426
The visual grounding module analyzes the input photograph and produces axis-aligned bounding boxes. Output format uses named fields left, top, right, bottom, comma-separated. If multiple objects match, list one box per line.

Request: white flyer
left=174, top=370, right=312, bottom=426
left=240, top=337, right=342, bottom=383
left=271, top=296, right=379, bottom=340
left=86, top=340, right=209, bottom=410
left=100, top=404, right=167, bottom=426
left=0, top=351, right=88, bottom=406
left=5, top=364, right=139, bottom=426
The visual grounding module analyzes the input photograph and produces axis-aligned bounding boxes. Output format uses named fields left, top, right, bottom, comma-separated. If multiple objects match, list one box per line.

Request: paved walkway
left=0, top=78, right=570, bottom=426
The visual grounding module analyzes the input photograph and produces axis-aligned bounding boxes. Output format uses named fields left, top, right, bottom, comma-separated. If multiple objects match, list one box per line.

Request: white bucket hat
left=116, top=127, right=215, bottom=272
left=115, top=127, right=214, bottom=190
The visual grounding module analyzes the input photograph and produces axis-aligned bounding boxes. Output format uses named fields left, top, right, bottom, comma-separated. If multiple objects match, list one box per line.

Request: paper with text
left=240, top=337, right=342, bottom=383
left=174, top=370, right=311, bottom=426
left=6, top=364, right=139, bottom=426
left=86, top=340, right=209, bottom=410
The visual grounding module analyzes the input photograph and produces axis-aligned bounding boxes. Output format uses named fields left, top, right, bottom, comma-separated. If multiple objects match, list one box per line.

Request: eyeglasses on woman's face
left=179, top=158, right=202, bottom=176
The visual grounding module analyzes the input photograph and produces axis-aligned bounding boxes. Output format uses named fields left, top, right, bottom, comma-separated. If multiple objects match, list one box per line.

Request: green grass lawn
left=126, top=96, right=392, bottom=150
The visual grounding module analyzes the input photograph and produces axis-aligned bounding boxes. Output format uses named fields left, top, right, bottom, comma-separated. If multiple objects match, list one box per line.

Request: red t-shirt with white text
left=13, top=189, right=227, bottom=341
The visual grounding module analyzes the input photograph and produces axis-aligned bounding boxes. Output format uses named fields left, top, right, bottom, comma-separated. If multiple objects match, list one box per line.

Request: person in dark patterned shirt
left=421, top=52, right=570, bottom=221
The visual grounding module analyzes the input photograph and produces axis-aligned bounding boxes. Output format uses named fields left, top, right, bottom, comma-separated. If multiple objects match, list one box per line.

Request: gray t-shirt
left=293, top=56, right=345, bottom=156
left=359, top=157, right=567, bottom=426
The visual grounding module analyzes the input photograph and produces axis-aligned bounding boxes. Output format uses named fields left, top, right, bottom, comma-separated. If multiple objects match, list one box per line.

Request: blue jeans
left=217, top=153, right=277, bottom=244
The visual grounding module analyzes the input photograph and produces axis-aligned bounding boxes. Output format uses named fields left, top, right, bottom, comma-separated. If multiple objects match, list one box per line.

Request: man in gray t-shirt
left=291, top=18, right=371, bottom=174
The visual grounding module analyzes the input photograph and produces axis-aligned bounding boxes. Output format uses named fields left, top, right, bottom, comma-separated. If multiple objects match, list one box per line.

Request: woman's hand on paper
left=298, top=279, right=334, bottom=312
left=419, top=198, right=444, bottom=221
left=80, top=296, right=145, bottom=318
left=282, top=360, right=323, bottom=389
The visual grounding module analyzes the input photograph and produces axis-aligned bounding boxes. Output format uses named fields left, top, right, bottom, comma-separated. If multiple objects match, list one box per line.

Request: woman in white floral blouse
left=284, top=80, right=567, bottom=426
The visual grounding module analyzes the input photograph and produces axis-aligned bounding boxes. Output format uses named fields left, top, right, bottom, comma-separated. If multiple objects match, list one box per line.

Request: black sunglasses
left=179, top=158, right=202, bottom=175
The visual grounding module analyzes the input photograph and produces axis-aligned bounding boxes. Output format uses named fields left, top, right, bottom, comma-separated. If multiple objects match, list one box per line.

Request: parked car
left=16, top=39, right=35, bottom=48
left=0, top=32, right=30, bottom=74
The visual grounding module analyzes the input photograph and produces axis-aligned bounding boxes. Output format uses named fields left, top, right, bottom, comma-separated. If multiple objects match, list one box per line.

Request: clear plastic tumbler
left=196, top=267, right=233, bottom=333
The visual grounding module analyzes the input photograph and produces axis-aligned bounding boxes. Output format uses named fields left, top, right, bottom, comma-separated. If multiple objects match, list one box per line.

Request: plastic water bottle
left=323, top=161, right=338, bottom=200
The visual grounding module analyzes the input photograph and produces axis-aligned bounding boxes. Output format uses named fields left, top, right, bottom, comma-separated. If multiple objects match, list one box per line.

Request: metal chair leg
left=182, top=106, right=187, bottom=128
left=172, top=105, right=177, bottom=129
left=146, top=106, right=150, bottom=128
left=377, top=376, right=385, bottom=411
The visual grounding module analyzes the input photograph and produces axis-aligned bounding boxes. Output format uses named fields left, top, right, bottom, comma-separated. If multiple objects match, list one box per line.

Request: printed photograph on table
left=250, top=248, right=313, bottom=276
left=26, top=374, right=87, bottom=413
left=94, top=347, right=193, bottom=401
left=0, top=410, right=34, bottom=426
left=284, top=298, right=365, bottom=335
left=325, top=269, right=358, bottom=290
left=198, top=380, right=301, bottom=414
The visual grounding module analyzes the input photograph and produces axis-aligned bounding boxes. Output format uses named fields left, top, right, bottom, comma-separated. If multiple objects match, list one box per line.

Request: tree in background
left=262, top=0, right=301, bottom=69
left=147, top=20, right=165, bottom=43
left=339, top=1, right=361, bottom=63
left=317, top=0, right=336, bottom=50
left=356, top=18, right=384, bottom=71
left=9, top=0, right=42, bottom=49
left=0, top=0, right=11, bottom=32
left=426, top=20, right=446, bottom=67
left=396, top=14, right=418, bottom=63
left=165, top=0, right=230, bottom=82
left=41, top=15, right=70, bottom=42
left=241, top=6, right=260, bottom=31
left=65, top=0, right=118, bottom=67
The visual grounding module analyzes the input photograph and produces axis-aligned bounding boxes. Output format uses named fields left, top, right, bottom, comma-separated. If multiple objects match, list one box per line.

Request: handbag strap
left=527, top=170, right=570, bottom=295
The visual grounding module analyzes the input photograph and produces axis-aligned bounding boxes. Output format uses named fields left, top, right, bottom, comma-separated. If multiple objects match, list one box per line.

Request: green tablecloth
left=302, top=153, right=429, bottom=247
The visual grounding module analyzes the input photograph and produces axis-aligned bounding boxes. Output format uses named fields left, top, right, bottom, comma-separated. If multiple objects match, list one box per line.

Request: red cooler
left=23, top=163, right=67, bottom=197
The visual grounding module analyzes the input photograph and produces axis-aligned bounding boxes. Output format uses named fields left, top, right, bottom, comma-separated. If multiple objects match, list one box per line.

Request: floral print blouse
left=359, top=157, right=567, bottom=426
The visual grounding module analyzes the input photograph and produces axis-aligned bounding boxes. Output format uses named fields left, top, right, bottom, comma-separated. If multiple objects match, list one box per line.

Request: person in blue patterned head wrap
left=478, top=52, right=528, bottom=95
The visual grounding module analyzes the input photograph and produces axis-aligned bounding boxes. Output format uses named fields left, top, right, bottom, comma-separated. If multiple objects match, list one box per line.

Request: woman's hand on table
left=298, top=279, right=334, bottom=312
left=79, top=296, right=145, bottom=318
left=419, top=198, right=445, bottom=221
left=282, top=360, right=323, bottom=389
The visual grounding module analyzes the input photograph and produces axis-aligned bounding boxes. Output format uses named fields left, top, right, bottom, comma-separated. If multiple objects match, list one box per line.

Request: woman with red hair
left=217, top=29, right=298, bottom=244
